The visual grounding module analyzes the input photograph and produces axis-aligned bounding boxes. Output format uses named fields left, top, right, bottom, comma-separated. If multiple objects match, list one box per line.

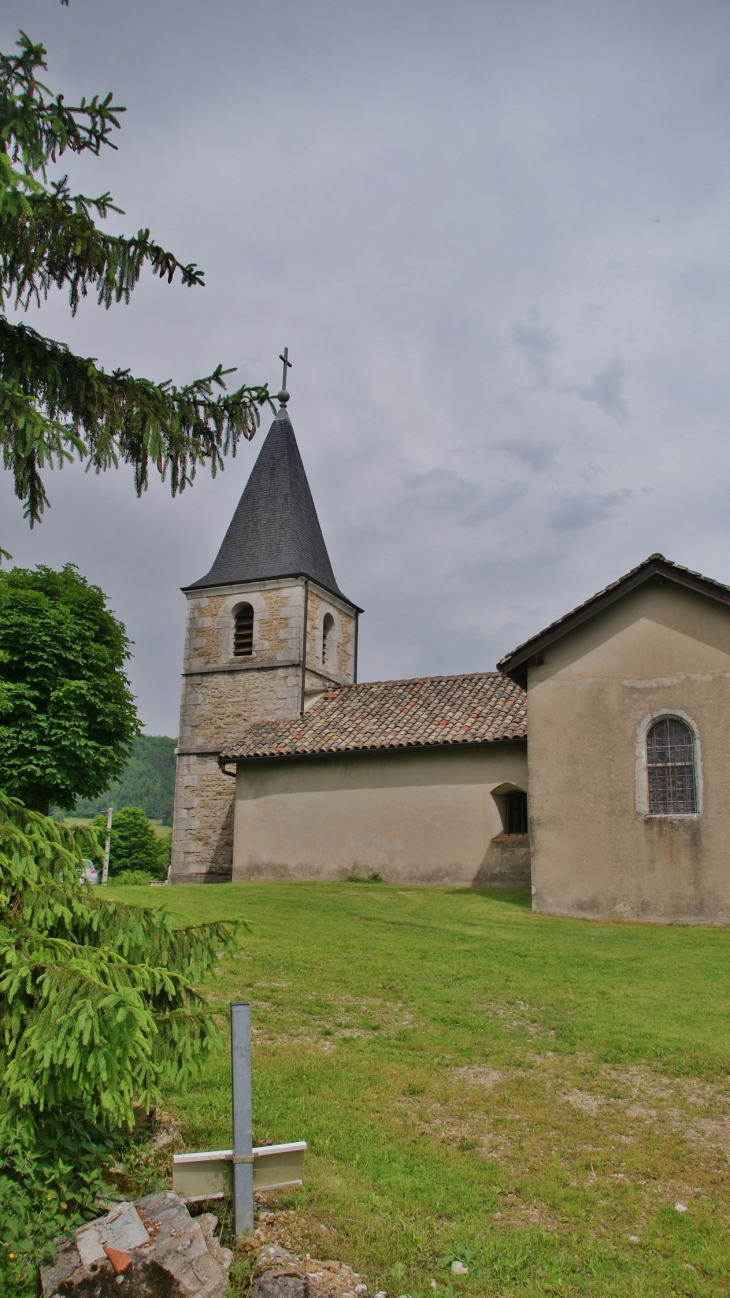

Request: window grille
left=505, top=790, right=528, bottom=834
left=233, top=604, right=254, bottom=657
left=322, top=613, right=334, bottom=665
left=646, top=717, right=697, bottom=815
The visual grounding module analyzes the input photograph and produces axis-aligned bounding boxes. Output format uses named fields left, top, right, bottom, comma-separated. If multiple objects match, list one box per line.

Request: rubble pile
left=250, top=1242, right=382, bottom=1298
left=40, top=1191, right=232, bottom=1298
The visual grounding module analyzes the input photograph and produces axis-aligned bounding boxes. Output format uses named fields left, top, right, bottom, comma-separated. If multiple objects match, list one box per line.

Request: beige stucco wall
left=232, top=743, right=529, bottom=886
left=171, top=576, right=357, bottom=882
left=527, top=581, right=730, bottom=923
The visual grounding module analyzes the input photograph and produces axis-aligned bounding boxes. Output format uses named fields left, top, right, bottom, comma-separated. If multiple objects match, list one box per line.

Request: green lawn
left=109, top=881, right=730, bottom=1296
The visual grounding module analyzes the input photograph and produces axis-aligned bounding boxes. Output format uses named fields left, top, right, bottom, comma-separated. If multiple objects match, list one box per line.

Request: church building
left=172, top=395, right=730, bottom=925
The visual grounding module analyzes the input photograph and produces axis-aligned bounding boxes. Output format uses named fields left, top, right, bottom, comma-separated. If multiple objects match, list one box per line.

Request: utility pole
left=101, top=807, right=113, bottom=885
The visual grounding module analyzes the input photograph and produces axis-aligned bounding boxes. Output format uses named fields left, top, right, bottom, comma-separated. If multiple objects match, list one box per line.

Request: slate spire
left=186, top=403, right=350, bottom=601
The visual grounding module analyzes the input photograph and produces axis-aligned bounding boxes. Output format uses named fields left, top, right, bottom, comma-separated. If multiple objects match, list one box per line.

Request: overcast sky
left=3, top=0, right=730, bottom=734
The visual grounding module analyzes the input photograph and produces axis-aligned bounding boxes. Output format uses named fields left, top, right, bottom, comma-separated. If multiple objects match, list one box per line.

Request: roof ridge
left=326, top=669, right=504, bottom=693
left=498, top=552, right=730, bottom=685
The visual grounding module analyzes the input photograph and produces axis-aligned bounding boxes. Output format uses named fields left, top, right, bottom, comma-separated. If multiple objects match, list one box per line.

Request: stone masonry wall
left=171, top=577, right=357, bottom=882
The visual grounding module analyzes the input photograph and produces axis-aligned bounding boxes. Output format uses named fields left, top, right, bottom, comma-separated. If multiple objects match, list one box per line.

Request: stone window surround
left=634, top=707, right=703, bottom=819
left=319, top=607, right=340, bottom=666
left=217, top=589, right=270, bottom=661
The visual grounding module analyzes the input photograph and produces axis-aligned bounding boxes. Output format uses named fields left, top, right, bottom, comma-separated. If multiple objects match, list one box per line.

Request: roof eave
left=219, top=734, right=527, bottom=767
left=181, top=570, right=363, bottom=612
left=497, top=557, right=730, bottom=685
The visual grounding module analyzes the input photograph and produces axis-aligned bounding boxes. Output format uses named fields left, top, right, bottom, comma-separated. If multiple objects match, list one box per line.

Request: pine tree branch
left=1, top=32, right=124, bottom=178
left=0, top=317, right=274, bottom=522
left=1, top=181, right=205, bottom=312
left=0, top=29, right=276, bottom=535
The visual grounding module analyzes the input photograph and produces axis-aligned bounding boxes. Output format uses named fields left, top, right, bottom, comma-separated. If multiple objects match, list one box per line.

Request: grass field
left=63, top=815, right=171, bottom=837
left=108, top=881, right=730, bottom=1297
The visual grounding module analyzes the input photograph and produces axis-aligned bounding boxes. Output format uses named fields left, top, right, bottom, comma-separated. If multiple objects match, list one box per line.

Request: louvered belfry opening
left=322, top=612, right=334, bottom=665
left=233, top=603, right=254, bottom=657
left=647, top=717, right=697, bottom=815
left=505, top=790, right=528, bottom=834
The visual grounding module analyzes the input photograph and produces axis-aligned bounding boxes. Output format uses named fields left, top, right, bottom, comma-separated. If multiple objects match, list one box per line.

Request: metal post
left=101, top=807, right=113, bottom=885
left=230, top=1002, right=254, bottom=1238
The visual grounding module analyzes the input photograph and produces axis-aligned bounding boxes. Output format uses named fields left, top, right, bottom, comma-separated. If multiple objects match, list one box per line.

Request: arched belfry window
left=646, top=717, right=697, bottom=815
left=233, top=603, right=254, bottom=658
left=322, top=613, right=334, bottom=665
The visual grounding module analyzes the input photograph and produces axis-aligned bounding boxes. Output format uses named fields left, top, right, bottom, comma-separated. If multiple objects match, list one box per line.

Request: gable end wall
left=527, top=581, right=730, bottom=922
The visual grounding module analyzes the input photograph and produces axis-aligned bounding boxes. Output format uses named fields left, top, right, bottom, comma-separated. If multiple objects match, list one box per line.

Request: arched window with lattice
left=646, top=717, right=697, bottom=815
left=233, top=603, right=254, bottom=658
left=322, top=612, right=335, bottom=666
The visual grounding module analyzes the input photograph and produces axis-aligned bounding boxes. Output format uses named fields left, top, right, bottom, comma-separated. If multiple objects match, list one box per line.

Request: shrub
left=111, top=869, right=154, bottom=886
left=90, top=806, right=169, bottom=880
left=0, top=792, right=237, bottom=1295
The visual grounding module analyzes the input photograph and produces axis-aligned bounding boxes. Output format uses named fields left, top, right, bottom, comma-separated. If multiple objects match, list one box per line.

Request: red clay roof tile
left=220, top=672, right=526, bottom=763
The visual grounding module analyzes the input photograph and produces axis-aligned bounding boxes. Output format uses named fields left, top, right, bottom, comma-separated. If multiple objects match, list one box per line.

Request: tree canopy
left=90, top=806, right=169, bottom=880
left=71, top=734, right=177, bottom=824
left=0, top=30, right=273, bottom=535
left=0, top=563, right=139, bottom=814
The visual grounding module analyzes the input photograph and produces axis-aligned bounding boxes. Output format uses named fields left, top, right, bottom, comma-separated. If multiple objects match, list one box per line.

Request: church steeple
left=171, top=383, right=360, bottom=885
left=185, top=404, right=349, bottom=602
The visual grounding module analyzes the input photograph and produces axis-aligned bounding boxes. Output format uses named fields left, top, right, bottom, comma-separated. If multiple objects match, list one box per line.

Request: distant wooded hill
left=72, top=735, right=177, bottom=825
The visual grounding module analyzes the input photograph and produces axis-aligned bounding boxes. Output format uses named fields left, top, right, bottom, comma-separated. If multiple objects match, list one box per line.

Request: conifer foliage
left=0, top=30, right=272, bottom=528
left=0, top=791, right=237, bottom=1294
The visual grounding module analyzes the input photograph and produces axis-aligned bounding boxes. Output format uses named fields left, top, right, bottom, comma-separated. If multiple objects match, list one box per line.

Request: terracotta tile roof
left=220, top=672, right=527, bottom=763
left=498, top=552, right=730, bottom=686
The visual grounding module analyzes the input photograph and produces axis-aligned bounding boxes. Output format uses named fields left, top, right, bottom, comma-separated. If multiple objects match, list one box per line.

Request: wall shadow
left=471, top=834, right=531, bottom=889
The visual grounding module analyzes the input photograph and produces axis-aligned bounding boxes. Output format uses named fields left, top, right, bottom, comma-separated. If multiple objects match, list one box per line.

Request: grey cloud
left=491, top=438, right=558, bottom=473
left=572, top=357, right=629, bottom=422
left=512, top=323, right=555, bottom=384
left=403, top=467, right=481, bottom=512
left=402, top=467, right=527, bottom=528
left=551, top=489, right=634, bottom=532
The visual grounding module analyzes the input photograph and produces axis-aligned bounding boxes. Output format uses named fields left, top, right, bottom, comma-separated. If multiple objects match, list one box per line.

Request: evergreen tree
left=0, top=563, right=139, bottom=815
left=0, top=791, right=236, bottom=1295
left=0, top=29, right=273, bottom=544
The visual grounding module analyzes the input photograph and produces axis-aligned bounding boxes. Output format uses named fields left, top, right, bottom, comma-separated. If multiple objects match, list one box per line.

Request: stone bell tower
left=170, top=393, right=361, bottom=883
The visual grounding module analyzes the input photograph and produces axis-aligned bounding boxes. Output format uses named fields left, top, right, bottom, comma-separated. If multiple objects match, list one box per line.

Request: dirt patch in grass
left=451, top=1065, right=506, bottom=1090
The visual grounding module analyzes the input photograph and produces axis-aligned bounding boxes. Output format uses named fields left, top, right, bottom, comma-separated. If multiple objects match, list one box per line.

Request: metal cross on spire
left=279, top=347, right=292, bottom=399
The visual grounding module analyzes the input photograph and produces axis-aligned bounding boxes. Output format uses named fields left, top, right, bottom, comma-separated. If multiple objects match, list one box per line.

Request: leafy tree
left=0, top=29, right=273, bottom=537
left=0, top=791, right=237, bottom=1296
left=72, top=734, right=177, bottom=824
left=90, top=806, right=169, bottom=880
left=0, top=563, right=139, bottom=815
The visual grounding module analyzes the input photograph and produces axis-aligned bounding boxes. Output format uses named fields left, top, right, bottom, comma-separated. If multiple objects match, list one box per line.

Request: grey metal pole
left=230, top=1002, right=254, bottom=1238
